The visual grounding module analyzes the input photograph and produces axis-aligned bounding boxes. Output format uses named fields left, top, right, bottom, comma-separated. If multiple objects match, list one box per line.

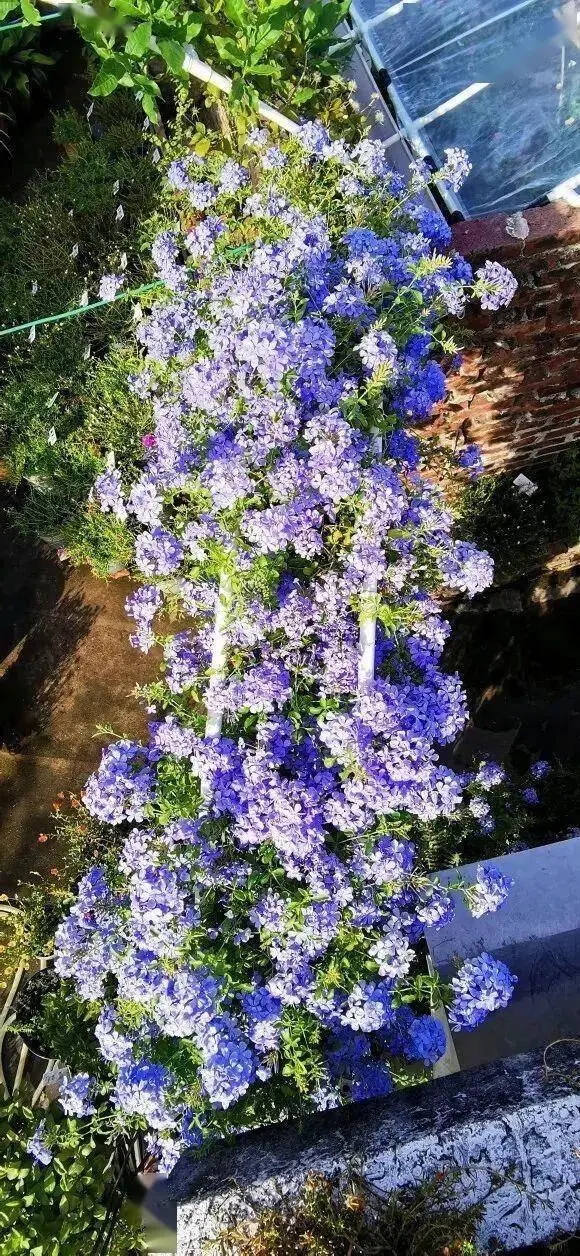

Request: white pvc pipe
left=204, top=571, right=231, bottom=741
left=357, top=433, right=382, bottom=695
left=182, top=47, right=300, bottom=135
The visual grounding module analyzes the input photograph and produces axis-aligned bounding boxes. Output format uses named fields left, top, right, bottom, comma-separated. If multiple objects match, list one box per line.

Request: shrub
left=455, top=445, right=580, bottom=585
left=0, top=93, right=161, bottom=561
left=47, top=126, right=521, bottom=1171
left=0, top=1099, right=143, bottom=1255
left=217, top=1171, right=482, bottom=1256
left=0, top=0, right=354, bottom=123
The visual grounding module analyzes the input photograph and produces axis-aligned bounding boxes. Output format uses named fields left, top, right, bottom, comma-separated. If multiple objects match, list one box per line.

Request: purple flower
left=449, top=952, right=517, bottom=1032
left=467, top=865, right=513, bottom=918
left=458, top=443, right=484, bottom=479
left=59, top=1072, right=96, bottom=1117
left=94, top=467, right=126, bottom=522
left=439, top=540, right=494, bottom=598
left=135, top=527, right=184, bottom=576
left=219, top=160, right=249, bottom=194
left=358, top=330, right=398, bottom=375
left=383, top=1007, right=447, bottom=1065
left=296, top=121, right=330, bottom=156
left=99, top=273, right=124, bottom=301
left=476, top=260, right=518, bottom=310
left=113, top=1062, right=180, bottom=1130
left=27, top=1120, right=52, bottom=1165
left=476, top=761, right=505, bottom=790
left=522, top=786, right=539, bottom=806
left=199, top=1017, right=257, bottom=1109
left=438, top=147, right=472, bottom=192
left=126, top=583, right=163, bottom=653
left=530, top=760, right=550, bottom=780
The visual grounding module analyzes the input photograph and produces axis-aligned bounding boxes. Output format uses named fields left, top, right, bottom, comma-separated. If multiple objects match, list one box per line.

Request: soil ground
left=0, top=524, right=157, bottom=892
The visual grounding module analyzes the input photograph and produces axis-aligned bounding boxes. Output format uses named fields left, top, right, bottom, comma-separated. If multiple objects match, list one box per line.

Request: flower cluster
left=54, top=124, right=517, bottom=1166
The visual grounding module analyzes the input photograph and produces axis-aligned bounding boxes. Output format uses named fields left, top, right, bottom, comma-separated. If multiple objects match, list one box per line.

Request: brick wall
left=421, top=202, right=580, bottom=472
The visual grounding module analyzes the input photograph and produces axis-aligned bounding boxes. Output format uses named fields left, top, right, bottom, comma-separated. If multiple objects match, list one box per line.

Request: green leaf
left=0, top=1, right=18, bottom=19
left=109, top=0, right=141, bottom=14
left=252, top=25, right=286, bottom=54
left=247, top=61, right=281, bottom=76
left=141, top=87, right=160, bottom=121
left=20, top=0, right=41, bottom=25
left=125, top=20, right=151, bottom=56
left=223, top=0, right=248, bottom=29
left=184, top=16, right=202, bottom=39
left=212, top=34, right=245, bottom=66
left=158, top=37, right=184, bottom=73
left=292, top=85, right=316, bottom=103
left=89, top=56, right=127, bottom=96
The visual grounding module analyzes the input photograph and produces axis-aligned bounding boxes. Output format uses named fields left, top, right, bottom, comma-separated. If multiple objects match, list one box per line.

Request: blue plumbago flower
left=358, top=329, right=398, bottom=375
left=59, top=1072, right=97, bottom=1118
left=437, top=147, right=472, bottom=192
left=98, top=273, right=124, bottom=301
left=382, top=1007, right=447, bottom=1066
left=113, top=1062, right=180, bottom=1130
left=296, top=121, right=331, bottom=156
left=458, top=443, right=484, bottom=479
left=530, top=760, right=550, bottom=780
left=219, top=159, right=249, bottom=194
left=522, top=786, right=540, bottom=806
left=448, top=953, right=517, bottom=1032
left=199, top=1016, right=258, bottom=1109
left=439, top=541, right=494, bottom=599
left=467, top=865, right=514, bottom=918
left=475, top=260, right=518, bottom=310
left=83, top=740, right=157, bottom=825
left=125, top=583, right=163, bottom=653
left=27, top=1120, right=53, bottom=1166
left=135, top=527, right=184, bottom=576
left=475, top=761, right=506, bottom=790
left=52, top=127, right=520, bottom=1151
left=94, top=467, right=126, bottom=522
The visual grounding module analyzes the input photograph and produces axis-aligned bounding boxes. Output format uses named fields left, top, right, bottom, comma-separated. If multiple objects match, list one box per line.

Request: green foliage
left=0, top=0, right=352, bottom=120
left=0, top=1099, right=143, bottom=1255
left=0, top=94, right=161, bottom=570
left=216, top=1171, right=482, bottom=1256
left=0, top=24, right=54, bottom=103
left=455, top=446, right=580, bottom=585
left=15, top=970, right=102, bottom=1074
left=17, top=794, right=126, bottom=960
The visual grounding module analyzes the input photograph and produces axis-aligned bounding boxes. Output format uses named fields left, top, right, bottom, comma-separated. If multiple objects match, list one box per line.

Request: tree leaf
left=212, top=34, right=245, bottom=66
left=141, top=87, right=160, bottom=121
left=125, top=20, right=152, bottom=57
left=158, top=37, right=184, bottom=73
left=247, top=61, right=281, bottom=76
left=224, top=0, right=248, bottom=29
left=89, top=56, right=127, bottom=96
left=20, top=0, right=41, bottom=26
left=292, top=85, right=316, bottom=103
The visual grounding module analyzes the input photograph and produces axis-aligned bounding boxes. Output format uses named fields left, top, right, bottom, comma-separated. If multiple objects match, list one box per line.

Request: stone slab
left=426, top=837, right=580, bottom=959
left=173, top=1046, right=580, bottom=1255
left=426, top=838, right=580, bottom=1068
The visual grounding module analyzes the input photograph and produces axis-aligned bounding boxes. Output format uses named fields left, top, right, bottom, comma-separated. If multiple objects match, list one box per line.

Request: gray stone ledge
left=172, top=1046, right=580, bottom=1255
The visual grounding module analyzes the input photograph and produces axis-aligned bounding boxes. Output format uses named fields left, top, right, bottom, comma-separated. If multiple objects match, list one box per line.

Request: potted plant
left=13, top=966, right=61, bottom=1061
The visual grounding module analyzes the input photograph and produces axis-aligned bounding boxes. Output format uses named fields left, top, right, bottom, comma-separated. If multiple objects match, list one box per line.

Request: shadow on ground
left=0, top=526, right=156, bottom=892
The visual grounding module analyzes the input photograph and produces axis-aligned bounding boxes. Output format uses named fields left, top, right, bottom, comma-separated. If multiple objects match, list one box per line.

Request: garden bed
left=0, top=9, right=578, bottom=1254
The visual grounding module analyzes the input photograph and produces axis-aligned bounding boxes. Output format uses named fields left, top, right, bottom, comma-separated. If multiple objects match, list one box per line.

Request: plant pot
left=13, top=967, right=59, bottom=1061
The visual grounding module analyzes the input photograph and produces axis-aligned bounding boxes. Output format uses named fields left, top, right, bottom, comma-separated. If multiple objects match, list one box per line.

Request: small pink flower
left=142, top=433, right=156, bottom=449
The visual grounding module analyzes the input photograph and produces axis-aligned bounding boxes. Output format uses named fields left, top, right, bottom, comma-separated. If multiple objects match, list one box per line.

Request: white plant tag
left=513, top=472, right=538, bottom=496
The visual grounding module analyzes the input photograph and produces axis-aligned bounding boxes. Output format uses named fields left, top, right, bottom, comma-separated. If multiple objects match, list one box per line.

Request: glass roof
left=351, top=0, right=580, bottom=217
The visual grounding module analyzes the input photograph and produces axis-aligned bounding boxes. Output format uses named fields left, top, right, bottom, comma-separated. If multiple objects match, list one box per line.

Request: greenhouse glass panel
left=351, top=0, right=580, bottom=217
